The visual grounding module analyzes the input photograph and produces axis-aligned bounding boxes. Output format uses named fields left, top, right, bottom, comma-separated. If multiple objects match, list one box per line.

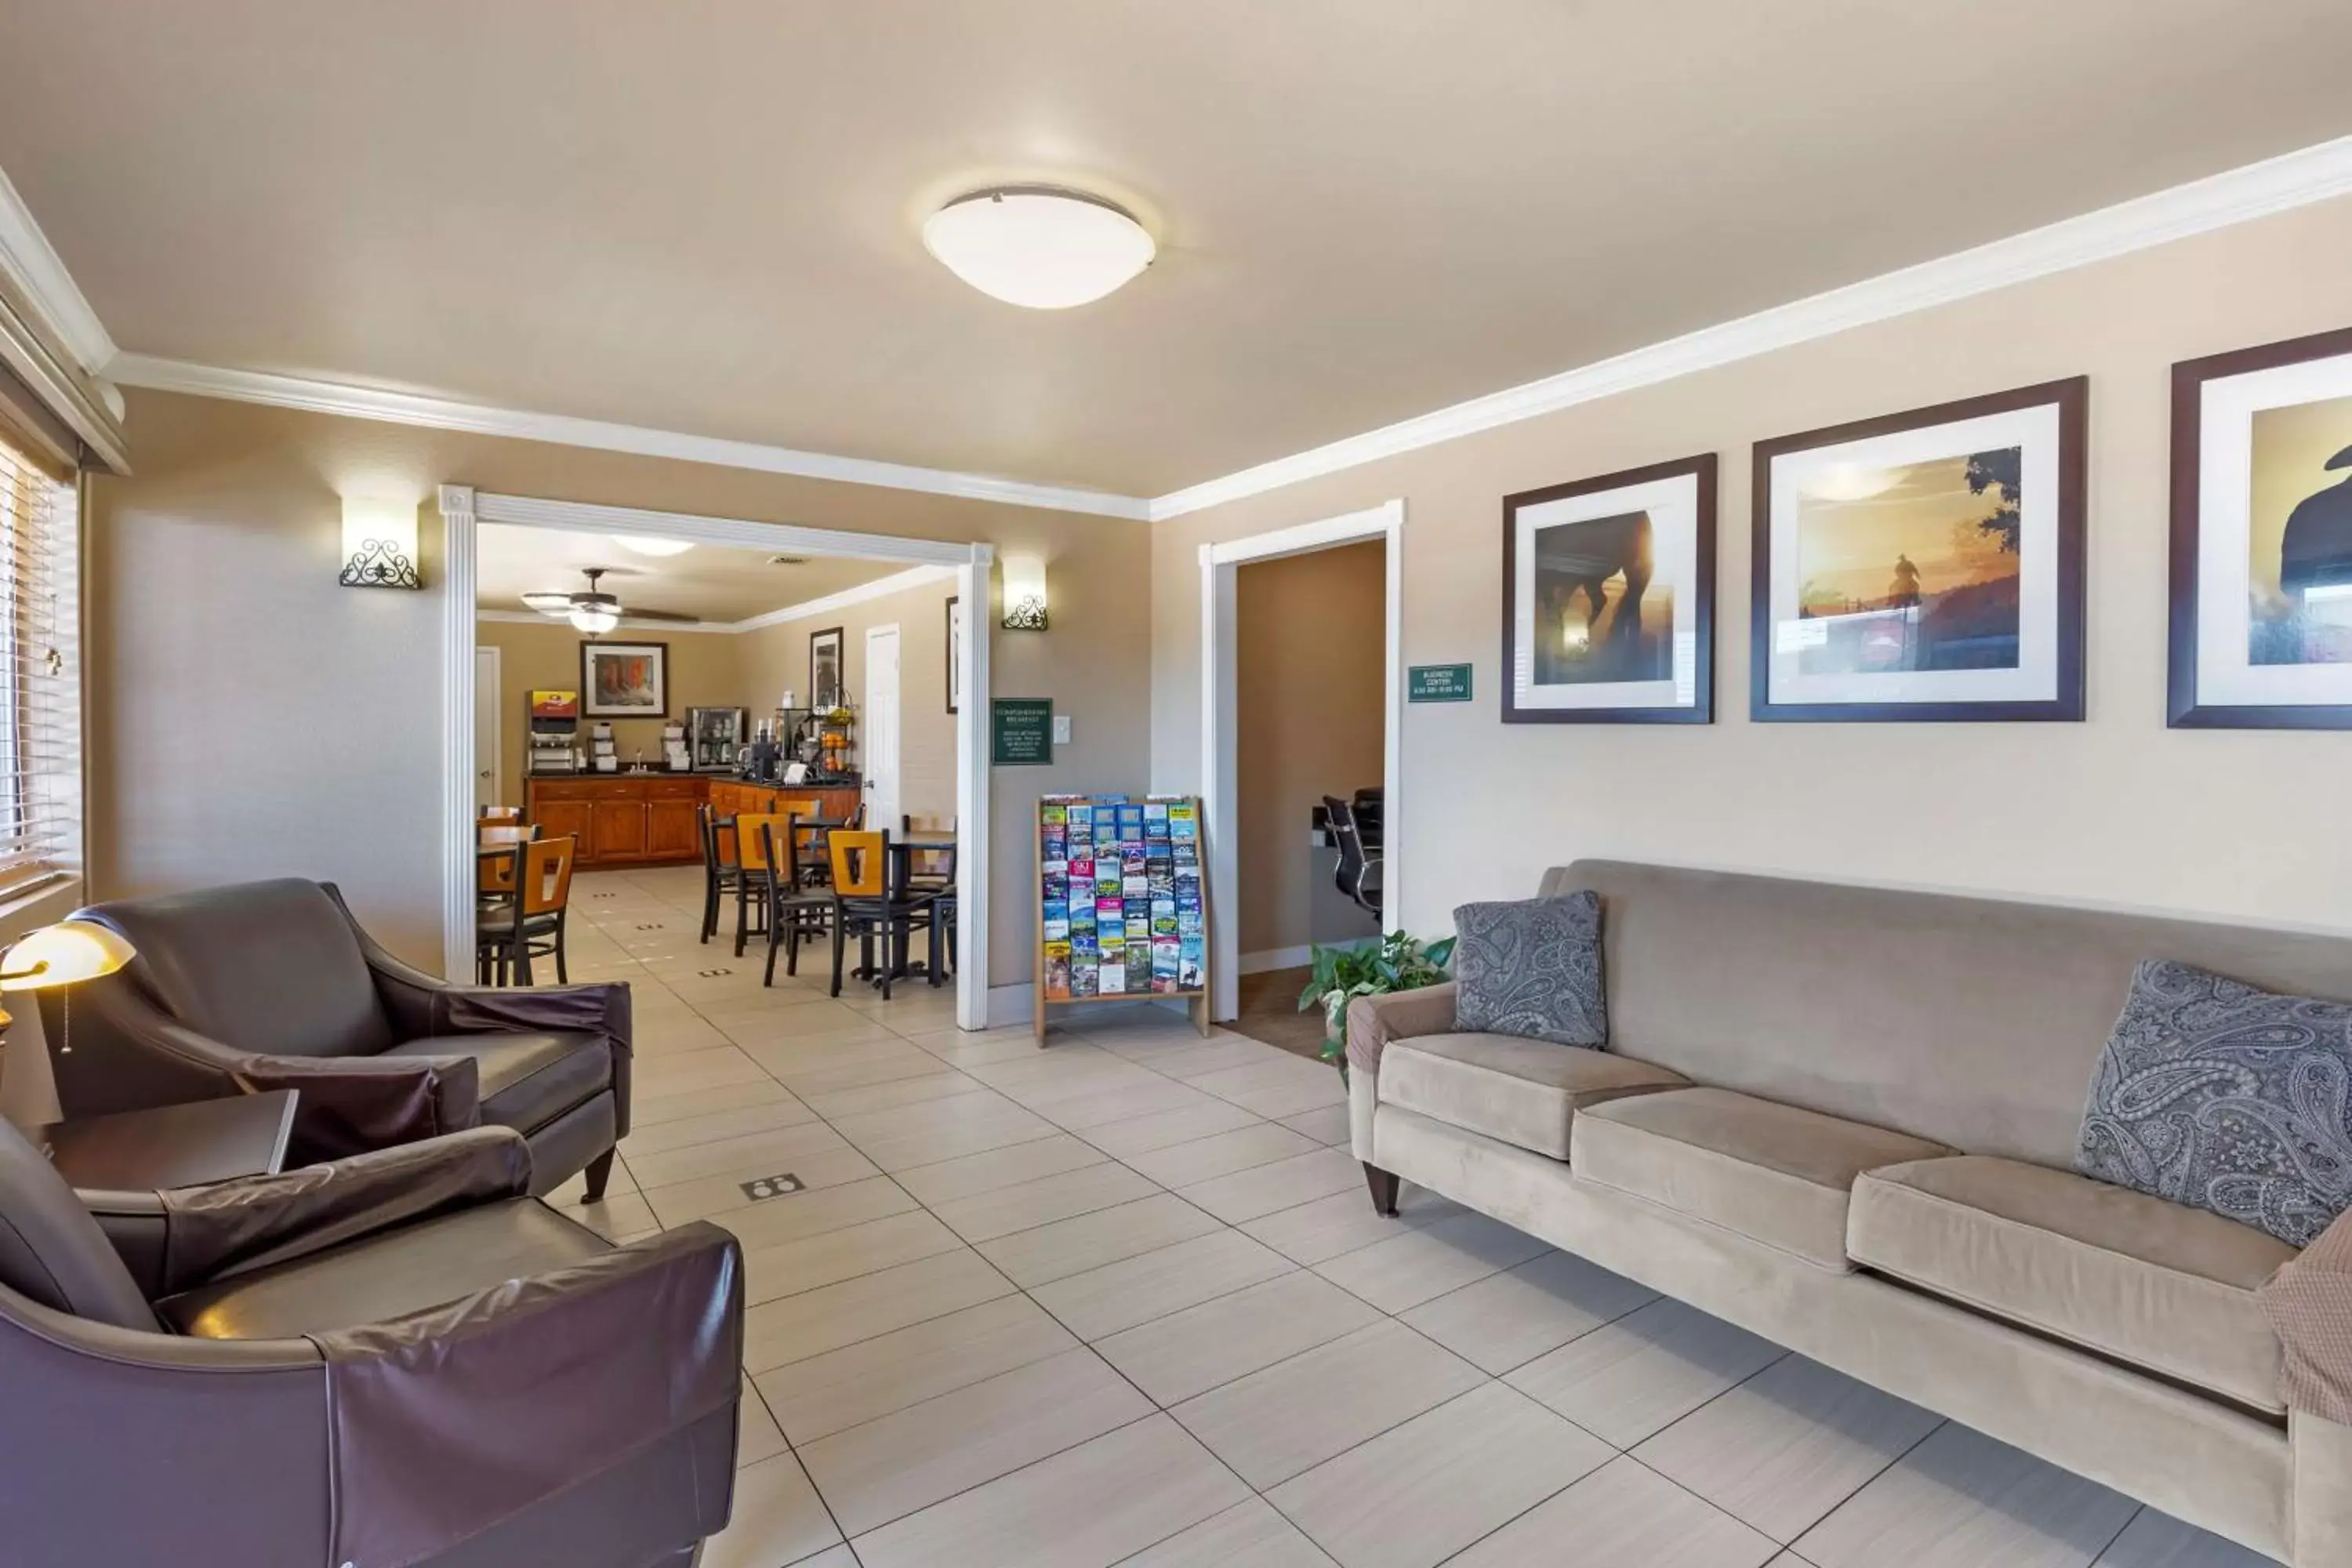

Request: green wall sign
left=1407, top=664, right=1474, bottom=702
left=991, top=699, right=1055, bottom=766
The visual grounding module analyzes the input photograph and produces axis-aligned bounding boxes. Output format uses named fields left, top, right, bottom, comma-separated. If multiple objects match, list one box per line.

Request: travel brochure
left=1039, top=793, right=1206, bottom=1000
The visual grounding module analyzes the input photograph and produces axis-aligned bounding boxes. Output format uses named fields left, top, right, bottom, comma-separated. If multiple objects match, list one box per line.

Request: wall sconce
left=1000, top=555, right=1048, bottom=630
left=340, top=496, right=423, bottom=590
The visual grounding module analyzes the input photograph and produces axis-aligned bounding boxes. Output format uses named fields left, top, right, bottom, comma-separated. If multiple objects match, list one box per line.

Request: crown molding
left=0, top=165, right=117, bottom=379
left=1149, top=133, right=2352, bottom=521
left=476, top=563, right=957, bottom=636
left=106, top=354, right=1154, bottom=521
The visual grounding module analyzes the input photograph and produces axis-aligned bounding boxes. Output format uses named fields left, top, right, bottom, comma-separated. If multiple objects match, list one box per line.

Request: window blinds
left=0, top=434, right=78, bottom=903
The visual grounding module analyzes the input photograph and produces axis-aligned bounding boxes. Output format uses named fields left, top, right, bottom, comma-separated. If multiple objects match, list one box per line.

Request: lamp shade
left=0, top=920, right=136, bottom=992
left=1000, top=555, right=1049, bottom=630
left=923, top=189, right=1154, bottom=310
left=340, top=496, right=423, bottom=589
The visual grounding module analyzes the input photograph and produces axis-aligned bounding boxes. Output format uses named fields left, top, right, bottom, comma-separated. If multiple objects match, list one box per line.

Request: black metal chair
left=696, top=804, right=742, bottom=945
left=759, top=814, right=840, bottom=986
left=1324, top=796, right=1384, bottom=920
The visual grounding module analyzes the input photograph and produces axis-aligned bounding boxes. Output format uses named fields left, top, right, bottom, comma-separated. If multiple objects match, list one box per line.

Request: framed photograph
left=1502, top=453, right=1716, bottom=723
left=1751, top=377, right=2086, bottom=723
left=809, top=626, right=845, bottom=711
left=580, top=641, right=667, bottom=718
left=2169, top=325, right=2352, bottom=728
left=946, top=596, right=964, bottom=713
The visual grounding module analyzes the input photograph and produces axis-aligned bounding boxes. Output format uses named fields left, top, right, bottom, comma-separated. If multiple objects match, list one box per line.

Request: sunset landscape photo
left=1792, top=449, right=2023, bottom=675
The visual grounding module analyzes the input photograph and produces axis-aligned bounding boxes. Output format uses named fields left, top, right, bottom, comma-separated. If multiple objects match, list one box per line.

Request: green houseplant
left=1298, top=931, right=1455, bottom=1081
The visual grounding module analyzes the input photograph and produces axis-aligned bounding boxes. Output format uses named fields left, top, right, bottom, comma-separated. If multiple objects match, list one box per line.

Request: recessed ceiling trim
left=476, top=562, right=957, bottom=635
left=472, top=488, right=977, bottom=565
left=1147, top=132, right=2352, bottom=521
left=0, top=163, right=118, bottom=378
left=104, top=353, right=1153, bottom=521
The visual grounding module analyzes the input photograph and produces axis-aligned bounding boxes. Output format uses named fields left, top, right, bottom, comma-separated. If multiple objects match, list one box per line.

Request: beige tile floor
left=549, top=866, right=2274, bottom=1568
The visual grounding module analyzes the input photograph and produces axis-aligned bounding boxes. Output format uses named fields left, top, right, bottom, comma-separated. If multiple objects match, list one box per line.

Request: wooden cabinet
left=525, top=774, right=717, bottom=868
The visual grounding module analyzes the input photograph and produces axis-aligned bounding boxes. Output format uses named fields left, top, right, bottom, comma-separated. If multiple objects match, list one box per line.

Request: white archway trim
left=441, top=487, right=994, bottom=1029
left=1198, top=498, right=1403, bottom=1022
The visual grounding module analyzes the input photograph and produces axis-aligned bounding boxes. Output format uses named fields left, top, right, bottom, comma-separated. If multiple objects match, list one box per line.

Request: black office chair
left=1323, top=796, right=1384, bottom=920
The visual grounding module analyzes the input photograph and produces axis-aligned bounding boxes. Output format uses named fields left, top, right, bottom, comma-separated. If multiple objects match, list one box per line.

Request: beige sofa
left=1347, top=860, right=2352, bottom=1566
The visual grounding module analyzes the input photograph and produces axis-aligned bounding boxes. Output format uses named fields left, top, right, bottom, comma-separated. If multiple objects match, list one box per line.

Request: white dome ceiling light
left=922, top=187, right=1155, bottom=310
left=615, top=535, right=694, bottom=557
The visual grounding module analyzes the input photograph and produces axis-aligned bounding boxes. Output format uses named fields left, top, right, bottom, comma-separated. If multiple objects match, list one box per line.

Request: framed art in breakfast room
left=1502, top=453, right=1717, bottom=724
left=808, top=626, right=845, bottom=711
left=580, top=641, right=668, bottom=718
left=2169, top=324, right=2352, bottom=729
left=1751, top=376, right=2087, bottom=723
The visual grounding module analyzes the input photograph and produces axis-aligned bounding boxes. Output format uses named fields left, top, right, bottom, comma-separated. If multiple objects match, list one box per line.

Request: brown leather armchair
left=41, top=879, right=630, bottom=1199
left=2, top=1121, right=741, bottom=1567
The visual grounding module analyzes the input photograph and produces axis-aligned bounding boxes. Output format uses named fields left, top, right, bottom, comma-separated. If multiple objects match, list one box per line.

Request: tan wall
left=90, top=390, right=1152, bottom=982
left=1153, top=196, right=2352, bottom=946
left=735, top=575, right=960, bottom=829
left=1236, top=542, right=1385, bottom=955
left=474, top=619, right=745, bottom=805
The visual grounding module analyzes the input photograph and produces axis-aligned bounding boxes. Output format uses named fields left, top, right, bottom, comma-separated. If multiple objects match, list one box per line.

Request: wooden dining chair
left=732, top=811, right=794, bottom=957
left=757, top=815, right=837, bottom=987
left=479, top=822, right=538, bottom=848
left=478, top=834, right=578, bottom=985
left=697, top=803, right=741, bottom=945
left=478, top=804, right=523, bottom=824
left=826, top=829, right=942, bottom=1000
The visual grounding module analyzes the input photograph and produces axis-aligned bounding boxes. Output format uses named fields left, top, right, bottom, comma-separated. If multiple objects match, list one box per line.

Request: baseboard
left=1240, top=938, right=1375, bottom=975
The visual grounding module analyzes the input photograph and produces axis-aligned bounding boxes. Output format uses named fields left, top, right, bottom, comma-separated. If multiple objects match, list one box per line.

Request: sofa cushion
left=1454, top=891, right=1606, bottom=1047
left=385, top=1033, right=611, bottom=1134
left=1378, top=1032, right=1683, bottom=1160
left=2078, top=958, right=2352, bottom=1247
left=1850, top=1155, right=2296, bottom=1414
left=1572, top=1087, right=1950, bottom=1270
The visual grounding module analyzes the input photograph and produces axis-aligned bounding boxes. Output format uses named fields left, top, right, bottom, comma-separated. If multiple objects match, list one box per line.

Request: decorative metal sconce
left=339, top=496, right=423, bottom=589
left=1000, top=555, right=1048, bottom=630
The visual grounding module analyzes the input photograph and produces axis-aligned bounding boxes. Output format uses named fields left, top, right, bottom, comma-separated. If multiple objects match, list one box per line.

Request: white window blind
left=0, top=434, right=78, bottom=903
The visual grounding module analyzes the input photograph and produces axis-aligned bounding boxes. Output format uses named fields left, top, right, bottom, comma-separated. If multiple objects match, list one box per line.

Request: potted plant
left=1298, top=931, right=1455, bottom=1082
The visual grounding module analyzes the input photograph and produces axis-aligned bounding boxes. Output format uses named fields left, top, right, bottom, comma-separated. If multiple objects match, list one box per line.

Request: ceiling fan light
left=923, top=188, right=1155, bottom=310
left=570, top=604, right=621, bottom=634
left=521, top=592, right=575, bottom=614
left=615, top=535, right=694, bottom=557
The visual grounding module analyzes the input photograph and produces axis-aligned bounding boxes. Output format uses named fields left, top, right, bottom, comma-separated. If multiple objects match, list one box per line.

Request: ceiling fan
left=520, top=568, right=700, bottom=633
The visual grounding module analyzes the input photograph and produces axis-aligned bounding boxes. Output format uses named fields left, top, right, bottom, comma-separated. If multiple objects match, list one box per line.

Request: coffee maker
left=687, top=706, right=747, bottom=771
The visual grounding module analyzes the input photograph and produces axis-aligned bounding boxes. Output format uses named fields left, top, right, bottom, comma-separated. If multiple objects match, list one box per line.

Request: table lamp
left=0, top=920, right=136, bottom=1071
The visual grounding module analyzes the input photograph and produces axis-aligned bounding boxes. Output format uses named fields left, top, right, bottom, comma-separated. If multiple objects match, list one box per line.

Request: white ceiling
left=475, top=524, right=902, bottom=625
left=3, top=2, right=2350, bottom=496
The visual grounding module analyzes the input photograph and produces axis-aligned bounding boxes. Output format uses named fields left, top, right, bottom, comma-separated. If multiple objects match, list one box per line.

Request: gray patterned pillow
left=2078, top=959, right=2352, bottom=1247
left=1452, top=891, right=1606, bottom=1047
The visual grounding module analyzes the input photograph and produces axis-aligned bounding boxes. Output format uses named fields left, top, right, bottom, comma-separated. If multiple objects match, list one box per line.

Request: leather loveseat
left=0, top=1118, right=742, bottom=1566
left=1348, top=861, right=2352, bottom=1566
left=42, top=879, right=630, bottom=1199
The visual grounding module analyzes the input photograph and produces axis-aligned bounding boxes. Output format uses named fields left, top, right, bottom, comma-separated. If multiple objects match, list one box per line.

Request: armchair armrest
left=314, top=1221, right=742, bottom=1568
left=341, top=887, right=637, bottom=1136
left=2262, top=1206, right=2352, bottom=1423
left=230, top=1049, right=481, bottom=1164
left=151, top=1127, right=532, bottom=1295
left=1345, top=981, right=1458, bottom=1077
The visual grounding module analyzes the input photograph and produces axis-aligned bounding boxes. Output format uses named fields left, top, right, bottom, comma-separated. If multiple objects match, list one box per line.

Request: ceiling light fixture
left=922, top=187, right=1155, bottom=310
left=615, top=535, right=694, bottom=557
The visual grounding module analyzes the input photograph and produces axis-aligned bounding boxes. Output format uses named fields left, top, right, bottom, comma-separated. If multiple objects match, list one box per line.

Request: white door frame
left=474, top=645, right=503, bottom=809
left=439, top=486, right=995, bottom=1029
left=1199, top=498, right=1404, bottom=1022
left=862, top=622, right=902, bottom=834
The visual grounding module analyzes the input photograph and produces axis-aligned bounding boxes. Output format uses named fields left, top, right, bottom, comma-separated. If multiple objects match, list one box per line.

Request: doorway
left=473, top=647, right=502, bottom=811
left=438, top=487, right=996, bottom=1029
left=1198, top=499, right=1404, bottom=1024
left=864, top=624, right=902, bottom=836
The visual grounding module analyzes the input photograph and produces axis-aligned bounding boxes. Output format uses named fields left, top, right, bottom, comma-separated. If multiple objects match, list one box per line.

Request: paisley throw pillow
left=2078, top=959, right=2352, bottom=1247
left=1452, top=891, right=1607, bottom=1048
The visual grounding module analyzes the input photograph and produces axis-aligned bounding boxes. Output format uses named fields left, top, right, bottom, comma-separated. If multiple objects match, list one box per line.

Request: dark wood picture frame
left=946, top=595, right=962, bottom=714
left=2169, top=324, right=2352, bottom=730
left=1751, top=376, right=2088, bottom=724
left=808, top=626, right=845, bottom=711
left=579, top=639, right=670, bottom=719
left=1501, top=452, right=1717, bottom=724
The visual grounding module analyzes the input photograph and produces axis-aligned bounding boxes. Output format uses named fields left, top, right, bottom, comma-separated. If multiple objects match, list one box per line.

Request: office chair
left=1323, top=797, right=1384, bottom=920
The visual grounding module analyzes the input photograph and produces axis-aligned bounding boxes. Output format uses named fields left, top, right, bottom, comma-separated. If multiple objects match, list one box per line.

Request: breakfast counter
left=524, top=774, right=862, bottom=867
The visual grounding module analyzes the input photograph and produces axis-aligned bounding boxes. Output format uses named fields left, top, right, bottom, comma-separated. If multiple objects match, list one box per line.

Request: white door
left=864, top=625, right=902, bottom=834
left=474, top=647, right=501, bottom=811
